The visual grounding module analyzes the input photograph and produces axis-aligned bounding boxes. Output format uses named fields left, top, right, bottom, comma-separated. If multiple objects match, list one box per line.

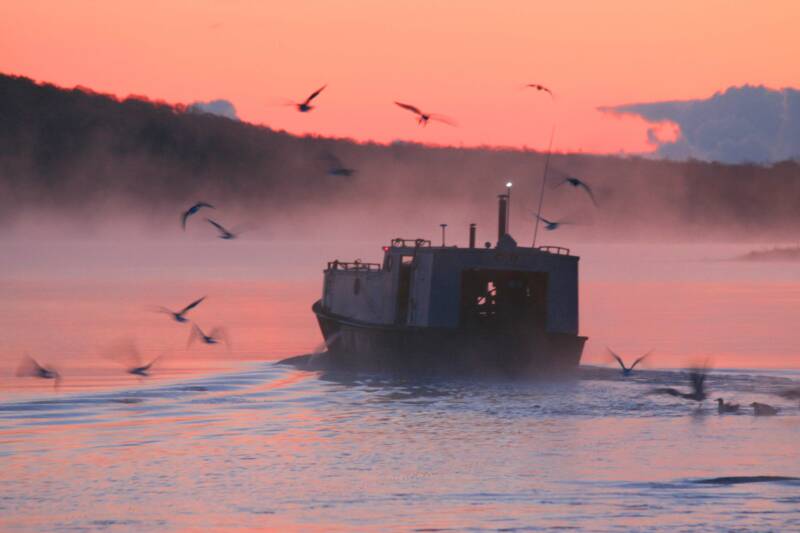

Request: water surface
left=2, top=365, right=799, bottom=531
left=1, top=241, right=799, bottom=530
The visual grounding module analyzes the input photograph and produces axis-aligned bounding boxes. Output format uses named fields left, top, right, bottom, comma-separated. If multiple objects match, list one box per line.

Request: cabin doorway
left=460, top=269, right=547, bottom=329
left=396, top=258, right=414, bottom=325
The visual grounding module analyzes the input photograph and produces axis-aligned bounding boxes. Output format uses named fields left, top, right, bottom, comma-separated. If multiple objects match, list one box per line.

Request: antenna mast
left=532, top=126, right=556, bottom=248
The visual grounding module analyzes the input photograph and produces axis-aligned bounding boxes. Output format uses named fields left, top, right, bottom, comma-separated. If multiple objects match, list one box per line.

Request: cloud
left=601, top=85, right=800, bottom=164
left=188, top=99, right=239, bottom=120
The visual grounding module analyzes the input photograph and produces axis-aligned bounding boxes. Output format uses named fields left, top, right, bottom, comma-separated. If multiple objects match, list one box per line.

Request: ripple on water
left=0, top=363, right=798, bottom=531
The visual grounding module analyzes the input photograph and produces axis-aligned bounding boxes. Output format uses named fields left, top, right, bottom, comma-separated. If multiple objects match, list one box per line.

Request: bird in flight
left=394, top=102, right=457, bottom=127
left=323, top=152, right=356, bottom=177
left=207, top=218, right=240, bottom=240
left=158, top=296, right=205, bottom=323
left=551, top=169, right=597, bottom=206
left=189, top=323, right=228, bottom=347
left=128, top=357, right=161, bottom=377
left=652, top=366, right=709, bottom=402
left=535, top=214, right=570, bottom=231
left=608, top=348, right=650, bottom=376
left=181, top=202, right=214, bottom=230
left=292, top=85, right=326, bottom=112
left=16, top=355, right=61, bottom=388
left=105, top=339, right=163, bottom=378
left=525, top=83, right=554, bottom=98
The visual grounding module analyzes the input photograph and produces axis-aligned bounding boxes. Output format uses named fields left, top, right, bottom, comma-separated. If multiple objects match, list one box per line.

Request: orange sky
left=1, top=1, right=798, bottom=153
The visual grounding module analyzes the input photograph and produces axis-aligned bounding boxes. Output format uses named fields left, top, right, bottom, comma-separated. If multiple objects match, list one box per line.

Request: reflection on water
left=1, top=241, right=799, bottom=529
left=0, top=279, right=321, bottom=397
left=1, top=365, right=799, bottom=531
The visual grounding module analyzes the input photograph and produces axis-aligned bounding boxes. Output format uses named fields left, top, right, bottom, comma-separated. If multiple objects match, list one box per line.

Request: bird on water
left=716, top=398, right=740, bottom=414
left=751, top=402, right=779, bottom=416
left=778, top=387, right=800, bottom=399
left=777, top=387, right=800, bottom=406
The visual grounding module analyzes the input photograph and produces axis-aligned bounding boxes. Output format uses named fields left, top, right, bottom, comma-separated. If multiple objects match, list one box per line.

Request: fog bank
left=2, top=74, right=800, bottom=242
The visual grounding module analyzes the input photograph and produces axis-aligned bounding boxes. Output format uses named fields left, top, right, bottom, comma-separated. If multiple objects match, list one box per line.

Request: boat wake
left=692, top=476, right=800, bottom=485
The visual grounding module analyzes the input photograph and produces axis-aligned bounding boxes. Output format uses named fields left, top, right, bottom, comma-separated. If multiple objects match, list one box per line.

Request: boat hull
left=313, top=300, right=585, bottom=376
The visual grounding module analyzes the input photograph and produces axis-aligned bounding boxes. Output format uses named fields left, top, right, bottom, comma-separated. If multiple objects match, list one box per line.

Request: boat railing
left=537, top=245, right=571, bottom=256
left=390, top=238, right=432, bottom=248
left=327, top=260, right=382, bottom=272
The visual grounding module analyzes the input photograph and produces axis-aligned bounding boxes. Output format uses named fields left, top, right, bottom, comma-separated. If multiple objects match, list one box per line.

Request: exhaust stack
left=469, top=223, right=476, bottom=248
left=497, top=194, right=508, bottom=242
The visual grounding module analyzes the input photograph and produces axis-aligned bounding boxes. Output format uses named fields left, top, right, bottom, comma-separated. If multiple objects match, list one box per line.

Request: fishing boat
left=311, top=192, right=586, bottom=374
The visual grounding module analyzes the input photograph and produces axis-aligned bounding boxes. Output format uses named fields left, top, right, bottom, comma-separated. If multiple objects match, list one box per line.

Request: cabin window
left=353, top=277, right=361, bottom=295
left=460, top=269, right=548, bottom=329
left=401, top=255, right=414, bottom=265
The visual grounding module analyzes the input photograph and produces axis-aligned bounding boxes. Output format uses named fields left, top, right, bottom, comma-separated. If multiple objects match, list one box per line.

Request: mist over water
left=2, top=75, right=800, bottom=531
left=2, top=73, right=800, bottom=243
left=1, top=236, right=798, bottom=389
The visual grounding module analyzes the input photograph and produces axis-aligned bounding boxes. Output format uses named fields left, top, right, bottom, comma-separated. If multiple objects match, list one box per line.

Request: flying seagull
left=652, top=367, right=709, bottom=402
left=525, top=83, right=554, bottom=98
left=535, top=214, right=569, bottom=231
left=716, top=398, right=740, bottom=414
left=189, top=323, right=229, bottom=347
left=322, top=152, right=356, bottom=177
left=608, top=347, right=650, bottom=376
left=551, top=169, right=597, bottom=206
left=293, top=85, right=326, bottom=112
left=181, top=202, right=214, bottom=230
left=158, top=296, right=205, bottom=323
left=207, top=218, right=240, bottom=240
left=105, top=339, right=162, bottom=377
left=16, top=355, right=61, bottom=388
left=128, top=357, right=161, bottom=377
left=394, top=102, right=457, bottom=127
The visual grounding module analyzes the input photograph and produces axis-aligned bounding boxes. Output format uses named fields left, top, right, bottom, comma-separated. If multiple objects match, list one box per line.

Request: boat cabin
left=321, top=234, right=579, bottom=336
